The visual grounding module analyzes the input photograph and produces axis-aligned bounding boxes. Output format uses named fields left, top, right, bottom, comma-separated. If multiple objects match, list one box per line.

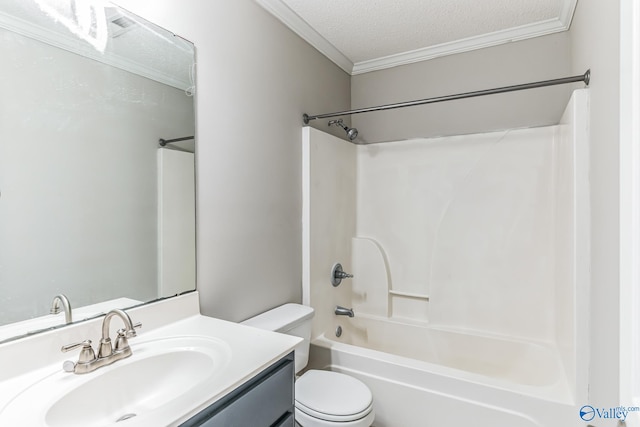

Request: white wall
left=569, top=0, right=623, bottom=415
left=619, top=0, right=640, bottom=420
left=355, top=128, right=558, bottom=342
left=351, top=32, right=572, bottom=143
left=0, top=28, right=193, bottom=323
left=114, top=0, right=351, bottom=322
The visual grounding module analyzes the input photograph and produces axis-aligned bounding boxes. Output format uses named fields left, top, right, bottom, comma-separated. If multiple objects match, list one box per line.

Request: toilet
left=242, top=303, right=375, bottom=427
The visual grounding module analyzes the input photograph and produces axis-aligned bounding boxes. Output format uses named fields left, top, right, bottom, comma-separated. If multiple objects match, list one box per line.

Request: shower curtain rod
left=302, top=69, right=590, bottom=124
left=159, top=136, right=195, bottom=146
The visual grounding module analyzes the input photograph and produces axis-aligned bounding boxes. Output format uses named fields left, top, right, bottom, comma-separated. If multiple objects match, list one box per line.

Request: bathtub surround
left=303, top=90, right=589, bottom=426
left=301, top=127, right=356, bottom=338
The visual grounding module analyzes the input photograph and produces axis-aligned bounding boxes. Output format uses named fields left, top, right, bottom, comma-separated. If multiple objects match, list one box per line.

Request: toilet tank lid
left=241, top=303, right=314, bottom=332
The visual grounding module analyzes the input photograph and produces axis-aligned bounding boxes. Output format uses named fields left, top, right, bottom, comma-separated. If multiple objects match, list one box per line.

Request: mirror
left=0, top=0, right=196, bottom=342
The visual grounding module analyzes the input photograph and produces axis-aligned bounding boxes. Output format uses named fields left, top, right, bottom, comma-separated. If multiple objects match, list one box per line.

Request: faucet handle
left=115, top=329, right=130, bottom=352
left=61, top=340, right=96, bottom=364
left=115, top=323, right=141, bottom=352
left=126, top=322, right=142, bottom=338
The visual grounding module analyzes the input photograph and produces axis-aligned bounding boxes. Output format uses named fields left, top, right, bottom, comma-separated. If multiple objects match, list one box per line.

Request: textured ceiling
left=257, top=0, right=576, bottom=74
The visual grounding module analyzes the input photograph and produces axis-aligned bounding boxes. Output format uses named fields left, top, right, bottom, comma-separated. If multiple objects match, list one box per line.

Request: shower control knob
left=331, top=263, right=353, bottom=287
left=335, top=270, right=353, bottom=279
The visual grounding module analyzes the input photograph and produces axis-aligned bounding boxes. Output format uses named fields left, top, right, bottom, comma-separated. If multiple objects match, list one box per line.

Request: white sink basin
left=0, top=336, right=231, bottom=426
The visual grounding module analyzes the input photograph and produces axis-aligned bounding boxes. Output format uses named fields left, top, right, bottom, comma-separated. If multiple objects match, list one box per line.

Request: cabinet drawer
left=181, top=353, right=294, bottom=427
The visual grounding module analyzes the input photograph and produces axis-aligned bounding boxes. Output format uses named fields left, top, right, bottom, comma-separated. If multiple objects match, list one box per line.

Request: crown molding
left=254, top=0, right=577, bottom=76
left=351, top=17, right=571, bottom=75
left=0, top=10, right=192, bottom=91
left=253, top=0, right=354, bottom=74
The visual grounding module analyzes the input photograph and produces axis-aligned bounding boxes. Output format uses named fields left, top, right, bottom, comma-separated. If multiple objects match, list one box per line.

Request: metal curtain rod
left=158, top=136, right=195, bottom=146
left=302, top=69, right=590, bottom=124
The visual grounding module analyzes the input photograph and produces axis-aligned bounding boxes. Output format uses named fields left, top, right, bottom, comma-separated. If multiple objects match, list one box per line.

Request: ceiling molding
left=254, top=0, right=577, bottom=76
left=351, top=17, right=570, bottom=75
left=254, top=0, right=353, bottom=74
left=559, top=0, right=578, bottom=28
left=0, top=10, right=191, bottom=91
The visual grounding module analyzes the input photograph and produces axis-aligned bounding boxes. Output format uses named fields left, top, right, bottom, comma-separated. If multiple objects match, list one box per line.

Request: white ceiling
left=255, top=0, right=577, bottom=75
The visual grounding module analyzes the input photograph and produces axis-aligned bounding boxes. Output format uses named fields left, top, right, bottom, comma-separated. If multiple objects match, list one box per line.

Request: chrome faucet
left=335, top=306, right=354, bottom=317
left=50, top=294, right=72, bottom=324
left=61, top=308, right=141, bottom=374
left=98, top=308, right=138, bottom=358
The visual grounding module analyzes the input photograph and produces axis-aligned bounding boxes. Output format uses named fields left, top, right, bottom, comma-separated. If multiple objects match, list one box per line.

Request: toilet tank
left=241, top=303, right=314, bottom=373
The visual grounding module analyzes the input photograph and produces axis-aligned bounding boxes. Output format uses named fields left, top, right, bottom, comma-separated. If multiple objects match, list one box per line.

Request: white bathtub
left=306, top=315, right=579, bottom=427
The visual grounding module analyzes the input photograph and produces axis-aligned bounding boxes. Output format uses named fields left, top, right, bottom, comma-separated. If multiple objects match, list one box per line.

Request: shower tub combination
left=302, top=90, right=589, bottom=427
left=307, top=315, right=575, bottom=427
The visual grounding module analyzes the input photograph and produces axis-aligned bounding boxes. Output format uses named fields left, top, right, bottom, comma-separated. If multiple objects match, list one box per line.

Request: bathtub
left=306, top=314, right=579, bottom=427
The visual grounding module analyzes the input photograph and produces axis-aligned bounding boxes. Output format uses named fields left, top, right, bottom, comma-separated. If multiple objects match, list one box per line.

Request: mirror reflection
left=0, top=0, right=196, bottom=342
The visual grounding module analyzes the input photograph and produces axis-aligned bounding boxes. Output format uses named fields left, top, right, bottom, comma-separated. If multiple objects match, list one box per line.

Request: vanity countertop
left=0, top=292, right=301, bottom=426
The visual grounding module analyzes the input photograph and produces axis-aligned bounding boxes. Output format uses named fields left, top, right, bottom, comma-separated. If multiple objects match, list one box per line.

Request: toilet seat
left=296, top=400, right=373, bottom=422
left=295, top=370, right=374, bottom=425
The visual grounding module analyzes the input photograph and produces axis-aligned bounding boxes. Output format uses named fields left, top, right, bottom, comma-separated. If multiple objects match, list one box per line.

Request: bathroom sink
left=0, top=336, right=231, bottom=426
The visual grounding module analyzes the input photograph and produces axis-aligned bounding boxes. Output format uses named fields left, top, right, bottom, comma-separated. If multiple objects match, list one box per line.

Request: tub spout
left=335, top=306, right=354, bottom=317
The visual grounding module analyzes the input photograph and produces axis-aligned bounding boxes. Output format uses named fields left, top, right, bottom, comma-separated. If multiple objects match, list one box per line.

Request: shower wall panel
left=355, top=128, right=559, bottom=343
left=302, top=127, right=357, bottom=340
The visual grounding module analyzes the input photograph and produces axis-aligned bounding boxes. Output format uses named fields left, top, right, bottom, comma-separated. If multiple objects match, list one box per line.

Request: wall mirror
left=0, top=0, right=196, bottom=343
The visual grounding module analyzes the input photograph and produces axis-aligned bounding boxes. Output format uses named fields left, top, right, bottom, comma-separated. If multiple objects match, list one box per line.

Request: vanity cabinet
left=180, top=352, right=295, bottom=427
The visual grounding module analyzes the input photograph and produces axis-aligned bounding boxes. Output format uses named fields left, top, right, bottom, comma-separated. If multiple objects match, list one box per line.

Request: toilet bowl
left=294, top=369, right=375, bottom=427
left=241, top=304, right=374, bottom=427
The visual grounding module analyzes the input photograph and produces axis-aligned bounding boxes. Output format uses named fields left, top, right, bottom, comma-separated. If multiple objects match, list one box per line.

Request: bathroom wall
left=569, top=0, right=622, bottom=413
left=0, top=28, right=193, bottom=323
left=351, top=32, right=572, bottom=143
left=114, top=0, right=351, bottom=322
left=107, top=1, right=635, bottom=420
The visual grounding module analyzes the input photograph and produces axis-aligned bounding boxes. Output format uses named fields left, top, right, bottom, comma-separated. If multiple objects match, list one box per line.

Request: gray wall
left=351, top=33, right=572, bottom=143
left=116, top=0, right=351, bottom=322
left=569, top=0, right=622, bottom=411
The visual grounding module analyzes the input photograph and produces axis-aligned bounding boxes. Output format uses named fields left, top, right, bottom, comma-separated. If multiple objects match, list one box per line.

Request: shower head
left=328, top=119, right=358, bottom=141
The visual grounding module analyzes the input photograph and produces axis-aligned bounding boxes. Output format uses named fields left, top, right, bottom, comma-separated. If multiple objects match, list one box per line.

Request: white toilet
left=242, top=303, right=375, bottom=427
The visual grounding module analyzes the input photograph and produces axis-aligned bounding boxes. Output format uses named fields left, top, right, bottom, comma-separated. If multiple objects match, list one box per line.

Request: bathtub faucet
left=335, top=306, right=354, bottom=317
